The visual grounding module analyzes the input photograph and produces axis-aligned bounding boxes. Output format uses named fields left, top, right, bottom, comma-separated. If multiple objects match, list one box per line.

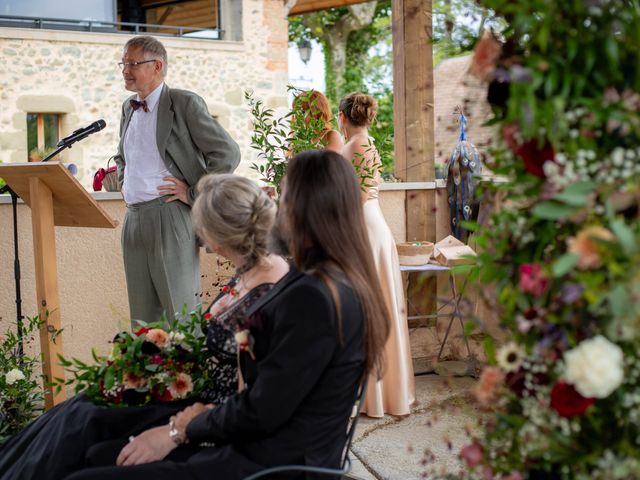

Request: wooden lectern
left=0, top=162, right=117, bottom=408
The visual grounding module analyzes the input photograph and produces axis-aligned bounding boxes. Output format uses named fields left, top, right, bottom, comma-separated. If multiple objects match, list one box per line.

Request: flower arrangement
left=57, top=310, right=210, bottom=407
left=0, top=316, right=45, bottom=442
left=459, top=1, right=640, bottom=478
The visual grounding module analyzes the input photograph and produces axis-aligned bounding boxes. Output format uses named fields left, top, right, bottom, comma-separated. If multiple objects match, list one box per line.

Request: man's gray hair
left=124, top=36, right=168, bottom=76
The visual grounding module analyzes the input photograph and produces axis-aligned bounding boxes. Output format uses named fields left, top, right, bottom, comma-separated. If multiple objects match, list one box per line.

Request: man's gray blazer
left=114, top=84, right=241, bottom=204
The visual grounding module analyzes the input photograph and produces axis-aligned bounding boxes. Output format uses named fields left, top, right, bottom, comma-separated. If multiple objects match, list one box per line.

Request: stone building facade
left=0, top=0, right=289, bottom=188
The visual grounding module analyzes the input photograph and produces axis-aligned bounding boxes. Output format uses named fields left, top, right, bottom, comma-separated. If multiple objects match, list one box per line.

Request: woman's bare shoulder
left=323, top=129, right=344, bottom=153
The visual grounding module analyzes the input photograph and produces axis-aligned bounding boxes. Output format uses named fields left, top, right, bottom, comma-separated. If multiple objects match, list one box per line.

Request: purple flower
left=510, top=65, right=533, bottom=83
left=561, top=283, right=584, bottom=304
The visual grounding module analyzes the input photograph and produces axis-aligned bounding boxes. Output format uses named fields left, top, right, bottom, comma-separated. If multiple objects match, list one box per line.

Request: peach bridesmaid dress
left=361, top=184, right=416, bottom=417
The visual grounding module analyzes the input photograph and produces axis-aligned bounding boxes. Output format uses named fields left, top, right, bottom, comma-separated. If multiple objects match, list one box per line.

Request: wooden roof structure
left=286, top=0, right=371, bottom=16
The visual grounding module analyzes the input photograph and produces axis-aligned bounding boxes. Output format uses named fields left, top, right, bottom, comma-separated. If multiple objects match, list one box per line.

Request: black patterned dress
left=200, top=281, right=274, bottom=404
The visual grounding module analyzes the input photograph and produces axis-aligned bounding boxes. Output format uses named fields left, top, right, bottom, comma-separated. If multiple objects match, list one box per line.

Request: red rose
left=502, top=124, right=554, bottom=178
left=152, top=386, right=173, bottom=402
left=150, top=354, right=163, bottom=365
left=135, top=327, right=150, bottom=336
left=515, top=139, right=555, bottom=178
left=550, top=381, right=594, bottom=417
left=518, top=263, right=549, bottom=297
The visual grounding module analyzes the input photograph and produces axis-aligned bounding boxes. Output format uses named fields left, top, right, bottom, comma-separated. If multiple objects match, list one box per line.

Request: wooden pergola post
left=392, top=0, right=435, bottom=243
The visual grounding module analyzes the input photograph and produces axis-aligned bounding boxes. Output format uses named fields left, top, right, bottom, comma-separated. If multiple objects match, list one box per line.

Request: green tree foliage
left=288, top=0, right=493, bottom=176
left=289, top=1, right=395, bottom=174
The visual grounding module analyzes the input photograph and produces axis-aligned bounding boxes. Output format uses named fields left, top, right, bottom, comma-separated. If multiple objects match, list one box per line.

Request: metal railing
left=0, top=14, right=224, bottom=40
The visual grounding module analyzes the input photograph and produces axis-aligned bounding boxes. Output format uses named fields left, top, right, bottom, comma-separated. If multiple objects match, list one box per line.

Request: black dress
left=0, top=280, right=274, bottom=480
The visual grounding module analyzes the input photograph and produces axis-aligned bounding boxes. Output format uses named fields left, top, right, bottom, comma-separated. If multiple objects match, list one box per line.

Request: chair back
left=338, top=379, right=367, bottom=469
left=242, top=379, right=368, bottom=480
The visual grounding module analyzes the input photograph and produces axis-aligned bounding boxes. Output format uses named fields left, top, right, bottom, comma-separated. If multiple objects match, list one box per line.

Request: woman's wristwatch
left=168, top=418, right=188, bottom=445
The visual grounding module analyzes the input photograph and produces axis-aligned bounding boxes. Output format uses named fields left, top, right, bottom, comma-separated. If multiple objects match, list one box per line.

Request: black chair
left=243, top=380, right=368, bottom=480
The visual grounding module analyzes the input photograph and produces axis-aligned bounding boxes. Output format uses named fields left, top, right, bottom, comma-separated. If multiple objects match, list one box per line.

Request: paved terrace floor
left=348, top=375, right=479, bottom=480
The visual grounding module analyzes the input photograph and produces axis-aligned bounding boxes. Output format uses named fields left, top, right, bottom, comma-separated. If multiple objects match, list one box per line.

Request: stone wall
left=0, top=0, right=288, bottom=188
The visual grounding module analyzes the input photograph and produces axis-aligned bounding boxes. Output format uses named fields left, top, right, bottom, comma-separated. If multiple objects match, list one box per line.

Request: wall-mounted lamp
left=297, top=39, right=312, bottom=64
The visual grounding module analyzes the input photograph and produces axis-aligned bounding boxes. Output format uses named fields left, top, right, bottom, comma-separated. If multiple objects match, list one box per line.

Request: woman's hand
left=117, top=425, right=176, bottom=466
left=174, top=402, right=215, bottom=433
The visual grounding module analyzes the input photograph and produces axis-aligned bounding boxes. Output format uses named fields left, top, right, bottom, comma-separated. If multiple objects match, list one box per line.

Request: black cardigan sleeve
left=186, top=280, right=337, bottom=444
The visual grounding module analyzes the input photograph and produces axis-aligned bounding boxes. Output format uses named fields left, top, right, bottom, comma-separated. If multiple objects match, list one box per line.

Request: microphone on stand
left=56, top=119, right=106, bottom=148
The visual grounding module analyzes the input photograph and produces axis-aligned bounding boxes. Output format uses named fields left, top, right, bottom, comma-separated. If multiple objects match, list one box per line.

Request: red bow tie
left=130, top=99, right=149, bottom=112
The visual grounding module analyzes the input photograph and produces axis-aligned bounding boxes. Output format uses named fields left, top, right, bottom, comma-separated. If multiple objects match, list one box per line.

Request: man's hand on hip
left=159, top=176, right=189, bottom=204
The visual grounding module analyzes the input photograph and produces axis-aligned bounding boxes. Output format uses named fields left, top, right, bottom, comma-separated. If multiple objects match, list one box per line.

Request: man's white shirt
left=122, top=82, right=171, bottom=205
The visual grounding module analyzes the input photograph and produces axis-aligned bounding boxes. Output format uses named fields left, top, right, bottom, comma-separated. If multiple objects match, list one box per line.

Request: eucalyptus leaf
left=608, top=284, right=629, bottom=319
left=610, top=219, right=637, bottom=256
left=532, top=201, right=579, bottom=220
left=552, top=253, right=579, bottom=277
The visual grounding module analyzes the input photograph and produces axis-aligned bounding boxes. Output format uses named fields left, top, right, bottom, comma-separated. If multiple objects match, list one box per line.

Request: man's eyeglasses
left=118, top=59, right=157, bottom=70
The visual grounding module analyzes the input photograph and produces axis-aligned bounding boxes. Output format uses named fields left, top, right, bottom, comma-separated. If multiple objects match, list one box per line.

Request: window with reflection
left=27, top=113, right=61, bottom=161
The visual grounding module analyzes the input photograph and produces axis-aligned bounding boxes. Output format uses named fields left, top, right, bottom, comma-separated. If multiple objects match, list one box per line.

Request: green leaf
left=104, top=369, right=115, bottom=391
left=552, top=253, right=579, bottom=277
left=608, top=284, right=629, bottom=319
left=564, top=181, right=596, bottom=196
left=463, top=321, right=477, bottom=337
left=551, top=181, right=595, bottom=207
left=532, top=201, right=579, bottom=220
left=610, top=219, right=637, bottom=256
left=483, top=336, right=496, bottom=364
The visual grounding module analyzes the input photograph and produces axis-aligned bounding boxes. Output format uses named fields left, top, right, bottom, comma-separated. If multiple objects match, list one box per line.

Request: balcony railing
left=0, top=15, right=223, bottom=40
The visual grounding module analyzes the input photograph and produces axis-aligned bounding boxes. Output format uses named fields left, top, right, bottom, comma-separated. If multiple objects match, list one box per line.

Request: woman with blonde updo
left=339, top=92, right=416, bottom=418
left=192, top=174, right=289, bottom=317
left=292, top=89, right=343, bottom=153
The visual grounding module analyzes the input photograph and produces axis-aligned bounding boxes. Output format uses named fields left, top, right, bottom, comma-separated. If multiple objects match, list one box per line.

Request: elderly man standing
left=114, top=35, right=240, bottom=325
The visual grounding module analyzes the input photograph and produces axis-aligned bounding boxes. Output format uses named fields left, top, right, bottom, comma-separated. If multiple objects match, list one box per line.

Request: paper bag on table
left=433, top=235, right=477, bottom=266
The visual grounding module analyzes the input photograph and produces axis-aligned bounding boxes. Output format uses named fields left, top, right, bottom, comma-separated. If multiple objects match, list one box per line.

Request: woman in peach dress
left=339, top=92, right=415, bottom=417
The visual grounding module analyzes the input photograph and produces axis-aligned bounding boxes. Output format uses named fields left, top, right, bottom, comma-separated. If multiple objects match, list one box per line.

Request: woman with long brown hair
left=339, top=92, right=416, bottom=417
left=292, top=90, right=344, bottom=153
left=281, top=149, right=390, bottom=377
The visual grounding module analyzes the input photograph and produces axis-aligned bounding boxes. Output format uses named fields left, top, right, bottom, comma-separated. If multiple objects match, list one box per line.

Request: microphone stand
left=0, top=183, right=25, bottom=360
left=42, top=143, right=71, bottom=162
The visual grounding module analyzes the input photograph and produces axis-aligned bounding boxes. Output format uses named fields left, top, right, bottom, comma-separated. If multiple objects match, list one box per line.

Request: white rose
left=5, top=368, right=26, bottom=385
left=169, top=332, right=186, bottom=344
left=563, top=335, right=624, bottom=398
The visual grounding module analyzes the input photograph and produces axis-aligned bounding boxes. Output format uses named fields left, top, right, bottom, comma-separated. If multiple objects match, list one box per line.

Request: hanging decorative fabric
left=444, top=107, right=482, bottom=242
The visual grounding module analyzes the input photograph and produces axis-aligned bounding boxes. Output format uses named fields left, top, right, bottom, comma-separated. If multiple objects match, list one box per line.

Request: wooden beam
left=140, top=0, right=192, bottom=8
left=392, top=0, right=435, bottom=242
left=288, top=0, right=371, bottom=16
